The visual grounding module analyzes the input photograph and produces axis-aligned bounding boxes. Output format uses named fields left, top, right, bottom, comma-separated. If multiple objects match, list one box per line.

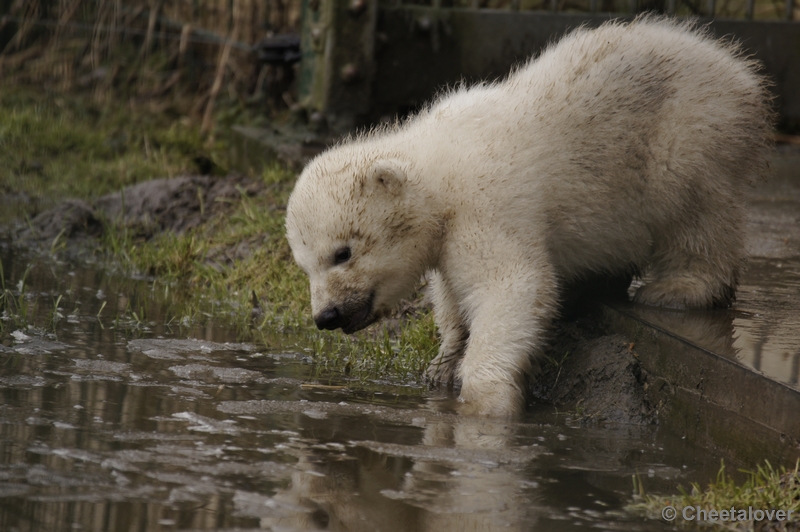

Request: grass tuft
left=631, top=460, right=800, bottom=531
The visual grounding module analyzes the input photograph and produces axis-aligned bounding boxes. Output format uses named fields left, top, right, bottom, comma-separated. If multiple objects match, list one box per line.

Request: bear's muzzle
left=314, top=292, right=375, bottom=334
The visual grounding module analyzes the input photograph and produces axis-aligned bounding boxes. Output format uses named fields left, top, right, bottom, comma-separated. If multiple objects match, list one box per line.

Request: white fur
left=285, top=16, right=773, bottom=417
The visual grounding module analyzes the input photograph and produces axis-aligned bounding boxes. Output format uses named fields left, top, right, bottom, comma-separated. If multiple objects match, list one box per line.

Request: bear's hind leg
left=426, top=272, right=469, bottom=386
left=635, top=274, right=737, bottom=309
left=635, top=213, right=744, bottom=309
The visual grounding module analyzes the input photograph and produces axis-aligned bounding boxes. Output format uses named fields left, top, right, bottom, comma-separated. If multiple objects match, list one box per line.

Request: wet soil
left=533, top=317, right=657, bottom=426
left=11, top=174, right=264, bottom=245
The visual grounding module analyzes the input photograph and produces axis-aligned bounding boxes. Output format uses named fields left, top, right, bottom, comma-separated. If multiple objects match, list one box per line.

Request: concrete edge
left=599, top=302, right=800, bottom=464
left=229, top=125, right=326, bottom=174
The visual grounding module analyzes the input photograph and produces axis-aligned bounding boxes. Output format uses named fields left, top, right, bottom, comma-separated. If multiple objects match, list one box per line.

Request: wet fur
left=285, top=16, right=774, bottom=418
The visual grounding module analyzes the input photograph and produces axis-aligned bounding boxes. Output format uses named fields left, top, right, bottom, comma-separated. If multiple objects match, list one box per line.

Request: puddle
left=729, top=258, right=800, bottom=387
left=0, top=245, right=732, bottom=531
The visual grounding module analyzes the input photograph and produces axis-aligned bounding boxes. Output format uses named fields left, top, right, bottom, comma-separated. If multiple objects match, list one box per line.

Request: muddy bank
left=531, top=313, right=656, bottom=425
left=8, top=174, right=264, bottom=247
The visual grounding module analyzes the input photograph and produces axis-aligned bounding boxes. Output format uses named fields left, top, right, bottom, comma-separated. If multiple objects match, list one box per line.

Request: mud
left=12, top=174, right=264, bottom=245
left=532, top=316, right=656, bottom=426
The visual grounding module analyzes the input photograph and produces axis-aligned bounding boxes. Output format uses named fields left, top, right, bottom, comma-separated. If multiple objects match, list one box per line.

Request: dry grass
left=0, top=0, right=302, bottom=132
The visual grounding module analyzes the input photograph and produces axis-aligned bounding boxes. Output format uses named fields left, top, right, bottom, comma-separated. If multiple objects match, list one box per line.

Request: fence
left=297, top=0, right=800, bottom=132
left=2, top=1, right=798, bottom=131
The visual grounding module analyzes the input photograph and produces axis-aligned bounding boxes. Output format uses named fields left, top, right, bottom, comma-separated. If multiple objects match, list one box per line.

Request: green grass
left=0, top=85, right=438, bottom=383
left=0, top=87, right=227, bottom=210
left=631, top=460, right=800, bottom=530
left=311, top=311, right=439, bottom=380
left=0, top=261, right=34, bottom=334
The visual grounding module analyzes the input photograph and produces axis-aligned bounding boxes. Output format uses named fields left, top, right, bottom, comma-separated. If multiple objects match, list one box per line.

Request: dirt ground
left=532, top=313, right=656, bottom=425
left=13, top=174, right=263, bottom=244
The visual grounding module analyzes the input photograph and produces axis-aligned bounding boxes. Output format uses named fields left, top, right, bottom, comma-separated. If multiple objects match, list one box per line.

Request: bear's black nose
left=314, top=307, right=342, bottom=330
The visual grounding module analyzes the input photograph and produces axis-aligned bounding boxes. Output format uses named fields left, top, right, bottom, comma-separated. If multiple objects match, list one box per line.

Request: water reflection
left=250, top=411, right=534, bottom=531
left=0, top=247, right=723, bottom=531
left=624, top=257, right=800, bottom=389
left=732, top=258, right=800, bottom=386
left=215, top=397, right=707, bottom=532
left=258, top=441, right=533, bottom=531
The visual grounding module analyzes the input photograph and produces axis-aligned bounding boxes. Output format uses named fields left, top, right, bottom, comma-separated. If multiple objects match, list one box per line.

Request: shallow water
left=0, top=246, right=728, bottom=532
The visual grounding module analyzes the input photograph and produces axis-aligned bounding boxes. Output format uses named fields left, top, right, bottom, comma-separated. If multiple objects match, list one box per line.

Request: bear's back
left=401, top=17, right=773, bottom=281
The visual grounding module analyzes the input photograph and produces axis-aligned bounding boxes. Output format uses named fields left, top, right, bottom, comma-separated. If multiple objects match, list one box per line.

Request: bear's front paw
left=458, top=381, right=524, bottom=418
left=425, top=350, right=462, bottom=387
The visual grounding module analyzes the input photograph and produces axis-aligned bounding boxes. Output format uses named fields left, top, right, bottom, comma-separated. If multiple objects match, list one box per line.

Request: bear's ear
left=367, top=160, right=406, bottom=196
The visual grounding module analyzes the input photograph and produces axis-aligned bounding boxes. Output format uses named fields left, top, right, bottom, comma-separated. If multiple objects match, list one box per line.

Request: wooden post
left=298, top=0, right=378, bottom=132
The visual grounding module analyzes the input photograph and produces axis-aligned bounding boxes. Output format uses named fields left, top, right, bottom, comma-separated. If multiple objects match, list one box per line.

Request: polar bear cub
left=285, top=16, right=773, bottom=417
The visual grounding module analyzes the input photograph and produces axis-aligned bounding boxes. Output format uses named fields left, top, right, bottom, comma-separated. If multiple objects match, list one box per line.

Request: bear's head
left=286, top=149, right=440, bottom=334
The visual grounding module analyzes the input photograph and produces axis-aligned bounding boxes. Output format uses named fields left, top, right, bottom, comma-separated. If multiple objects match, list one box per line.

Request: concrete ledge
left=599, top=302, right=800, bottom=464
left=229, top=125, right=328, bottom=174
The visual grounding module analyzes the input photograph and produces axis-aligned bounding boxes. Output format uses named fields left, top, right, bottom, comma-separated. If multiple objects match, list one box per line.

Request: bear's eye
left=333, top=247, right=352, bottom=265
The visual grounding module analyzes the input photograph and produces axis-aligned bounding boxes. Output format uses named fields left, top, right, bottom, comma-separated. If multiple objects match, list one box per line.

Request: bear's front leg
left=426, top=271, right=469, bottom=386
left=455, top=257, right=557, bottom=418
